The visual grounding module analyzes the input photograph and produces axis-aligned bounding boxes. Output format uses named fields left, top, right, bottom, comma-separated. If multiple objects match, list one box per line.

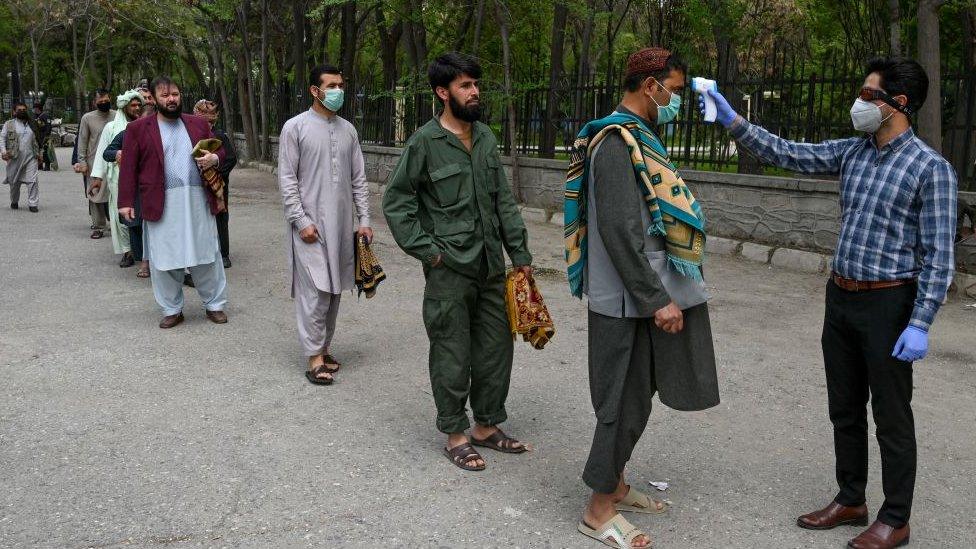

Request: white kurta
left=144, top=118, right=220, bottom=271
left=277, top=109, right=370, bottom=296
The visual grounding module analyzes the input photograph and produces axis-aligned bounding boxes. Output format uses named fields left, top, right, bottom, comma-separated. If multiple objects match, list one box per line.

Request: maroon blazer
left=118, top=113, right=226, bottom=222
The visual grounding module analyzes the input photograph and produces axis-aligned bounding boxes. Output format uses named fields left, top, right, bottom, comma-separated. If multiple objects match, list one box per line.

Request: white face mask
left=850, top=98, right=895, bottom=133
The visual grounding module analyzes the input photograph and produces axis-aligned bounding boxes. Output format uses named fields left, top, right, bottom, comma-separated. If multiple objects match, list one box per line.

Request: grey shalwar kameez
left=582, top=108, right=720, bottom=493
left=1, top=119, right=39, bottom=207
left=277, top=109, right=370, bottom=356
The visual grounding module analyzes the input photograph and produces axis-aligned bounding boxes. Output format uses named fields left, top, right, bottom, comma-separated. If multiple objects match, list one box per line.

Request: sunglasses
left=858, top=87, right=913, bottom=116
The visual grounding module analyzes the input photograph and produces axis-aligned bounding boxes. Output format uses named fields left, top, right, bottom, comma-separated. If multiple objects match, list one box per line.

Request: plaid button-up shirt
left=730, top=119, right=957, bottom=330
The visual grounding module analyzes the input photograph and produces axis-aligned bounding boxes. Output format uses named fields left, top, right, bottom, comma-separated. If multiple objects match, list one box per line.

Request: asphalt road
left=1, top=148, right=974, bottom=548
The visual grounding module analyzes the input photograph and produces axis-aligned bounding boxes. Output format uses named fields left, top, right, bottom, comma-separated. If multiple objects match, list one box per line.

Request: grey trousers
left=9, top=180, right=39, bottom=207
left=150, top=260, right=228, bottom=316
left=293, top=263, right=342, bottom=357
left=583, top=310, right=657, bottom=494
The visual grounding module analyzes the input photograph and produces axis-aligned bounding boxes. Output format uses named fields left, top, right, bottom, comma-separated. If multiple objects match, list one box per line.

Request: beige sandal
left=578, top=514, right=652, bottom=548
left=616, top=487, right=669, bottom=514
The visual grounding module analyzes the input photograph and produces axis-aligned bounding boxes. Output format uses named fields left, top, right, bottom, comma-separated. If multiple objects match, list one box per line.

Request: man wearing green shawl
left=566, top=47, right=720, bottom=549
left=89, top=90, right=144, bottom=267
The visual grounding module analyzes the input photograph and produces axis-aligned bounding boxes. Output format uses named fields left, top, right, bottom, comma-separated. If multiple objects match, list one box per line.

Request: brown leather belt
left=831, top=272, right=916, bottom=292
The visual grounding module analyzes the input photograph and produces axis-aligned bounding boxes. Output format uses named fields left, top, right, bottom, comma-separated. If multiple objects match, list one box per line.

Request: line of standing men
left=274, top=48, right=956, bottom=549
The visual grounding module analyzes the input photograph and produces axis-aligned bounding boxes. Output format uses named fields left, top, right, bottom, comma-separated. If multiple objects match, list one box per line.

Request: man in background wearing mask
left=567, top=47, right=719, bottom=549
left=74, top=89, right=116, bottom=239
left=384, top=53, right=533, bottom=471
left=705, top=57, right=957, bottom=549
left=88, top=90, right=144, bottom=268
left=277, top=64, right=371, bottom=385
left=1, top=102, right=43, bottom=212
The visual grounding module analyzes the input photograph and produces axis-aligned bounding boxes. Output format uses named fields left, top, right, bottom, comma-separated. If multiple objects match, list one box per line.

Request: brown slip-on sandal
left=471, top=428, right=527, bottom=454
left=305, top=364, right=334, bottom=385
left=443, top=442, right=486, bottom=471
left=90, top=230, right=104, bottom=239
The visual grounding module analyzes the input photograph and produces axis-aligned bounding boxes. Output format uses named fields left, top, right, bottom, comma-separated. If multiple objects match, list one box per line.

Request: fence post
left=805, top=72, right=817, bottom=143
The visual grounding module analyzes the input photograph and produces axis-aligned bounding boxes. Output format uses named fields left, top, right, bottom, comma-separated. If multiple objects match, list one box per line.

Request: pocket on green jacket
left=428, top=162, right=464, bottom=206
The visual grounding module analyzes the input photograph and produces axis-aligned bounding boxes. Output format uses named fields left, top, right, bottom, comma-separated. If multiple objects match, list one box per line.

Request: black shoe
left=222, top=256, right=232, bottom=269
left=10, top=203, right=18, bottom=210
left=28, top=206, right=38, bottom=213
left=183, top=273, right=195, bottom=287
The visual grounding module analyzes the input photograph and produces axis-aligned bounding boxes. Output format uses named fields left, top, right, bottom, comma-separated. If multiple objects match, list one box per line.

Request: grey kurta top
left=584, top=108, right=719, bottom=412
left=77, top=109, right=116, bottom=203
left=277, top=109, right=370, bottom=296
left=1, top=120, right=38, bottom=185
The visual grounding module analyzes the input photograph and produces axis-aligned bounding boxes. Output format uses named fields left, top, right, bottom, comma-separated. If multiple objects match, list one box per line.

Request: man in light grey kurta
left=75, top=91, right=116, bottom=237
left=1, top=103, right=41, bottom=210
left=277, top=65, right=371, bottom=384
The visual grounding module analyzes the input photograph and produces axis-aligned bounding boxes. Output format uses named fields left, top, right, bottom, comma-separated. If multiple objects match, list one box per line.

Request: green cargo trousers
left=422, top=263, right=513, bottom=434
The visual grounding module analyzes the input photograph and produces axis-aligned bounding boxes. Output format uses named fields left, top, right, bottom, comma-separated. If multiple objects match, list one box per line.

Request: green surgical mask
left=652, top=81, right=681, bottom=125
left=315, top=87, right=344, bottom=112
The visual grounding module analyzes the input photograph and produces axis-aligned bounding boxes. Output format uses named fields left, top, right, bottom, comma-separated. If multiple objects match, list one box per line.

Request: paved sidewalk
left=1, top=148, right=974, bottom=548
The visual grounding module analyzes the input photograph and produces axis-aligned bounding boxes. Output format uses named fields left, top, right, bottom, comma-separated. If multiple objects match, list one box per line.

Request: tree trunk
left=495, top=0, right=520, bottom=197
left=260, top=0, right=270, bottom=160
left=573, top=0, right=596, bottom=122
left=541, top=1, right=568, bottom=157
left=340, top=2, right=358, bottom=81
left=888, top=0, right=901, bottom=55
left=472, top=0, right=486, bottom=55
left=917, top=0, right=945, bottom=152
left=377, top=10, right=403, bottom=145
left=292, top=0, right=307, bottom=108
left=29, top=34, right=40, bottom=98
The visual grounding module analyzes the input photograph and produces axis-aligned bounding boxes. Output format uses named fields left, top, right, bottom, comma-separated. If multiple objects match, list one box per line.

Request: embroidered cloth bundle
left=191, top=138, right=226, bottom=213
left=505, top=270, right=555, bottom=350
left=354, top=234, right=386, bottom=298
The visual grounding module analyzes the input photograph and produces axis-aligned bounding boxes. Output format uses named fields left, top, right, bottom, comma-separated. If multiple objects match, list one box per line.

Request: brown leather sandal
left=443, top=443, right=486, bottom=471
left=323, top=354, right=341, bottom=373
left=305, top=364, right=334, bottom=385
left=471, top=428, right=527, bottom=454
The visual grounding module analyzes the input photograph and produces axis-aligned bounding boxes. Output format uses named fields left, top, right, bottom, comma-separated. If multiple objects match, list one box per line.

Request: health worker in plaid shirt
left=703, top=57, right=957, bottom=549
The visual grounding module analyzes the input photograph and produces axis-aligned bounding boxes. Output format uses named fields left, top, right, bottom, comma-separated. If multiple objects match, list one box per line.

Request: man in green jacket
left=383, top=52, right=534, bottom=471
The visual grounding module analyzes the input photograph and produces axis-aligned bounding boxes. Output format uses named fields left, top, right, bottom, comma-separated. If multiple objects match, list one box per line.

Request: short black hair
left=149, top=76, right=179, bottom=97
left=94, top=88, right=111, bottom=99
left=864, top=56, right=928, bottom=114
left=309, top=64, right=342, bottom=88
left=623, top=53, right=688, bottom=92
left=32, top=102, right=43, bottom=110
left=13, top=101, right=27, bottom=110
left=428, top=52, right=482, bottom=94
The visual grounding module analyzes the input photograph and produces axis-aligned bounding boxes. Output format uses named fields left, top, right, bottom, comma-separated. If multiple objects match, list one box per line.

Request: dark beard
left=449, top=94, right=481, bottom=123
left=158, top=104, right=181, bottom=119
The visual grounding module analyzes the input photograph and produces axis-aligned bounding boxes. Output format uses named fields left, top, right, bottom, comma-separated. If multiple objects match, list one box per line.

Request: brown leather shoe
left=159, top=312, right=184, bottom=329
left=205, top=310, right=228, bottom=324
left=848, top=521, right=910, bottom=548
left=797, top=501, right=869, bottom=530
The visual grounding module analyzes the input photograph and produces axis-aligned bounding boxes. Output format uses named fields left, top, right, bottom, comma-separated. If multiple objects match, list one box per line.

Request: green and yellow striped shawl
left=564, top=112, right=706, bottom=298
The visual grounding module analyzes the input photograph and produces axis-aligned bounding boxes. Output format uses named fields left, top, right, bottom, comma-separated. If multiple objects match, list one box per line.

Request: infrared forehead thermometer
left=693, top=77, right=717, bottom=122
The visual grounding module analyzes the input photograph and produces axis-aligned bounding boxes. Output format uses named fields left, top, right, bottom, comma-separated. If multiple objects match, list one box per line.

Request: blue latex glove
left=891, top=326, right=929, bottom=362
left=697, top=88, right=738, bottom=128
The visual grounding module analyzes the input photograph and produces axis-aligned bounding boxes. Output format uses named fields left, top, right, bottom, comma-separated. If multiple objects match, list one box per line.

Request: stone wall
left=232, top=134, right=975, bottom=273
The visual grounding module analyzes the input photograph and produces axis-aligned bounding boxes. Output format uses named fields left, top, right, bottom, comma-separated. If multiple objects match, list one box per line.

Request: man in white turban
left=89, top=90, right=144, bottom=267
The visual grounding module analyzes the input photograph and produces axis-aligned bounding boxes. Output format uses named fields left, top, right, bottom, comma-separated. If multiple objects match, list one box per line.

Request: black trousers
left=129, top=224, right=144, bottom=262
left=216, top=182, right=229, bottom=258
left=583, top=311, right=656, bottom=494
left=822, top=280, right=917, bottom=528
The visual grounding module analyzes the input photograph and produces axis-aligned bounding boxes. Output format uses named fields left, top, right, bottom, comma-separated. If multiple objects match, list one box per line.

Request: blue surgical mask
left=316, top=87, right=344, bottom=112
left=651, top=81, right=681, bottom=124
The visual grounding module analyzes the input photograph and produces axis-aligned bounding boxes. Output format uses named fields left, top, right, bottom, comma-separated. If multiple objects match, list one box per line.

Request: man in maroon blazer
left=119, top=76, right=229, bottom=329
